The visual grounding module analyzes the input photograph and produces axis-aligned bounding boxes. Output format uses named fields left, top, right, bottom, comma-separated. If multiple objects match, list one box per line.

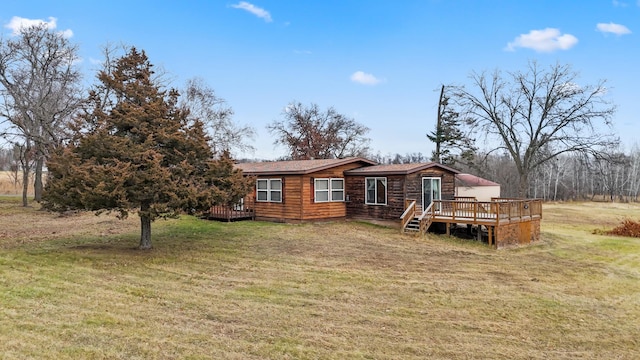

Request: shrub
left=604, top=219, right=640, bottom=238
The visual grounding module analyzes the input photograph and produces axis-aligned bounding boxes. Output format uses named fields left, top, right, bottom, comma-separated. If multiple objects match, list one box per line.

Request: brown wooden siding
left=345, top=168, right=457, bottom=221
left=345, top=175, right=405, bottom=220
left=405, top=169, right=456, bottom=207
left=250, top=162, right=363, bottom=222
left=248, top=175, right=301, bottom=222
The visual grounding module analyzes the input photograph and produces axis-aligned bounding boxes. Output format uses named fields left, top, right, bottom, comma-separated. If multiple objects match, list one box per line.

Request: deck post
left=446, top=223, right=450, bottom=236
left=477, top=225, right=482, bottom=241
left=488, top=226, right=493, bottom=246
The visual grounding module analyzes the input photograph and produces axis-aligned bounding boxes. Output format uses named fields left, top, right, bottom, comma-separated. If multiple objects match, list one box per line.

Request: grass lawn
left=1, top=197, right=639, bottom=359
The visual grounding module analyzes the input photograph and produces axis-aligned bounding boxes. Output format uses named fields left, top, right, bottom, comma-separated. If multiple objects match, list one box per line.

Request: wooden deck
left=401, top=198, right=543, bottom=247
left=204, top=206, right=255, bottom=222
left=432, top=198, right=542, bottom=225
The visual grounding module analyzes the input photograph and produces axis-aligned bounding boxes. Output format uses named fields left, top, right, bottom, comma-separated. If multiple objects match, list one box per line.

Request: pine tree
left=43, top=48, right=248, bottom=249
left=427, top=85, right=476, bottom=166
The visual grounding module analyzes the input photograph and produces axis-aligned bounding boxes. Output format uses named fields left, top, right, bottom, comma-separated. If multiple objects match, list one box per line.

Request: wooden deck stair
left=400, top=201, right=434, bottom=235
left=404, top=217, right=421, bottom=233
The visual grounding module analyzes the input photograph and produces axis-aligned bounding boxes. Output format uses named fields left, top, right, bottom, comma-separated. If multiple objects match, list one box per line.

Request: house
left=211, top=158, right=541, bottom=248
left=234, top=158, right=459, bottom=223
left=455, top=173, right=501, bottom=202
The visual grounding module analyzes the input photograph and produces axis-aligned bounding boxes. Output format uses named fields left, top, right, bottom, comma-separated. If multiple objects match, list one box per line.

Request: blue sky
left=2, top=0, right=638, bottom=160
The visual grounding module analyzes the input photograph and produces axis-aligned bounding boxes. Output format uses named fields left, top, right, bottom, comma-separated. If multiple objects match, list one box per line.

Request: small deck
left=401, top=198, right=542, bottom=247
left=203, top=206, right=255, bottom=222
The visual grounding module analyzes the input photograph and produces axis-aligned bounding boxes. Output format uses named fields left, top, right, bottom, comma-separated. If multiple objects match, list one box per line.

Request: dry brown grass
left=1, top=198, right=639, bottom=359
left=0, top=170, right=29, bottom=196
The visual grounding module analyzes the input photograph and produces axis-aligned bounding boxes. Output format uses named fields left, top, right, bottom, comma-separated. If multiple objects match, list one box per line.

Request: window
left=366, top=177, right=387, bottom=205
left=331, top=179, right=344, bottom=201
left=256, top=179, right=282, bottom=202
left=314, top=178, right=345, bottom=202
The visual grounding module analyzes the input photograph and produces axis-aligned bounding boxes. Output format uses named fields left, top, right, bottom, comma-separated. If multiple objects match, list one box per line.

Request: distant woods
left=368, top=149, right=640, bottom=202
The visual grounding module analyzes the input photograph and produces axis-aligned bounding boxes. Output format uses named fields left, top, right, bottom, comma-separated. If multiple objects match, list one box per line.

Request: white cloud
left=350, top=71, right=383, bottom=85
left=505, top=28, right=578, bottom=53
left=596, top=22, right=632, bottom=35
left=4, top=16, right=73, bottom=38
left=231, top=2, right=272, bottom=22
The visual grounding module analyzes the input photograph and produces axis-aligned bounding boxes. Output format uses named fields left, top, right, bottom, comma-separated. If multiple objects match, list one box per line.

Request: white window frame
left=314, top=178, right=345, bottom=203
left=365, top=177, right=387, bottom=205
left=256, top=178, right=282, bottom=203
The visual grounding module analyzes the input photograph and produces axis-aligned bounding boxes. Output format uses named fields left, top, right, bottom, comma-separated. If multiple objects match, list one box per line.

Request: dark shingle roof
left=344, top=162, right=460, bottom=175
left=235, top=157, right=377, bottom=175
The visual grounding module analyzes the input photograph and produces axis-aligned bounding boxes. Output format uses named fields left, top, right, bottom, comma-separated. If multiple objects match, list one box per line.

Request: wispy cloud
left=4, top=16, right=73, bottom=38
left=350, top=71, right=383, bottom=86
left=505, top=28, right=577, bottom=53
left=231, top=2, right=272, bottom=22
left=596, top=22, right=632, bottom=35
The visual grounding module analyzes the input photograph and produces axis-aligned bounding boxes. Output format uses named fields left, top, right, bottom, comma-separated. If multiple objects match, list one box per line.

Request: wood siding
left=346, top=168, right=457, bottom=221
left=249, top=163, right=364, bottom=222
left=404, top=169, right=456, bottom=206
left=493, top=218, right=540, bottom=248
left=345, top=175, right=405, bottom=220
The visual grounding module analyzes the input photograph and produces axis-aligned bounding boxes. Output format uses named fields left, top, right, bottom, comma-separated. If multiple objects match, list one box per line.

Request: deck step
left=404, top=218, right=421, bottom=233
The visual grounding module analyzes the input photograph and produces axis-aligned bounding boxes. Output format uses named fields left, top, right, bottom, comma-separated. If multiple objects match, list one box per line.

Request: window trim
left=365, top=177, right=387, bottom=205
left=314, top=178, right=345, bottom=203
left=256, top=178, right=282, bottom=203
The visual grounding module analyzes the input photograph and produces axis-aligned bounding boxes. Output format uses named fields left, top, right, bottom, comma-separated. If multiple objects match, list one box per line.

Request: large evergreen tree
left=43, top=48, right=250, bottom=249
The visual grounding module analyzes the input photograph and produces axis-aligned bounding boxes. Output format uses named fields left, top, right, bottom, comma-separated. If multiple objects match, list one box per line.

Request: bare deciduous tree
left=181, top=77, right=255, bottom=157
left=268, top=101, right=370, bottom=160
left=452, top=61, right=618, bottom=197
left=0, top=23, right=82, bottom=205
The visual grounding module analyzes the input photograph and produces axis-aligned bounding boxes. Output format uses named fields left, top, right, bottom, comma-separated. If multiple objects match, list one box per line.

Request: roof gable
left=235, top=157, right=376, bottom=175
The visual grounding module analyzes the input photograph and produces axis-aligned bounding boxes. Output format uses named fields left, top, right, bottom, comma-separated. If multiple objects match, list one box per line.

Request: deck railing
left=400, top=200, right=417, bottom=232
left=418, top=202, right=435, bottom=233
left=401, top=198, right=542, bottom=230
left=207, top=205, right=255, bottom=222
left=454, top=196, right=477, bottom=202
left=434, top=198, right=542, bottom=224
